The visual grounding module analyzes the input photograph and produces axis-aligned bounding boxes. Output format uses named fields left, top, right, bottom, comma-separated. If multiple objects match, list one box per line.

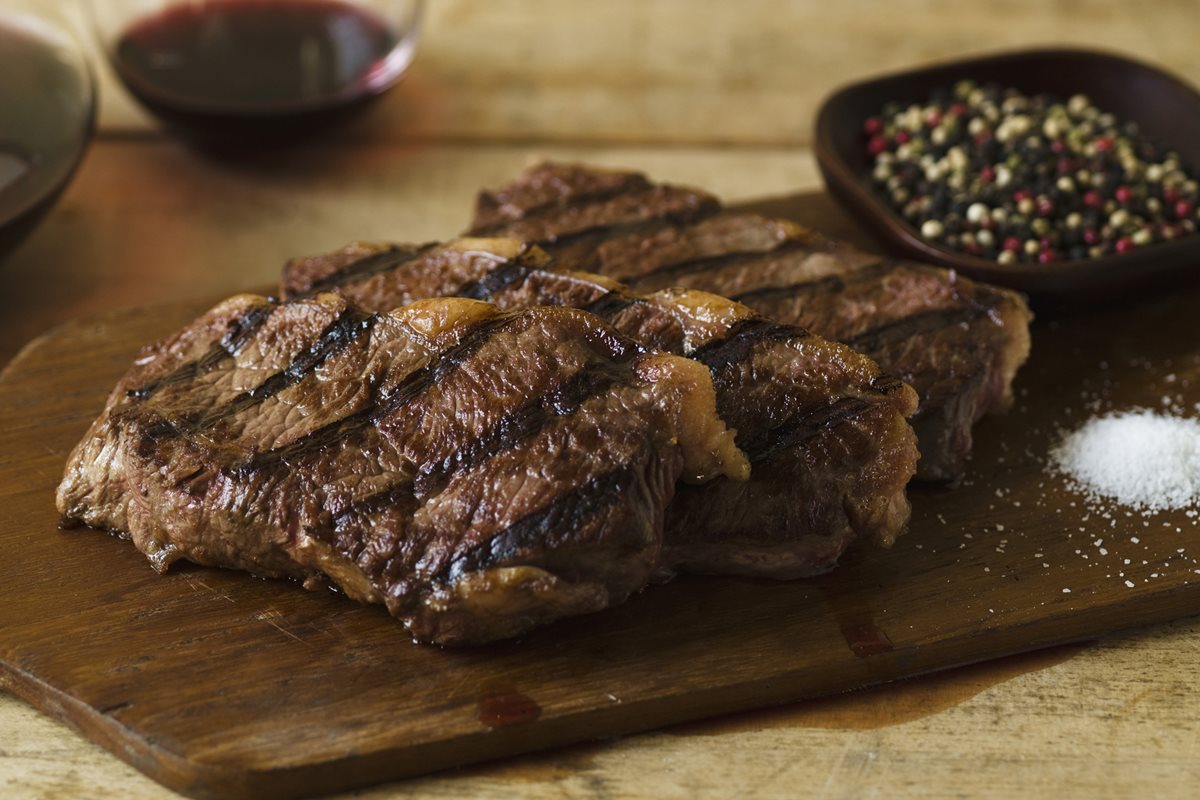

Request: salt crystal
left=1125, top=580, right=1135, bottom=588
left=1050, top=410, right=1200, bottom=511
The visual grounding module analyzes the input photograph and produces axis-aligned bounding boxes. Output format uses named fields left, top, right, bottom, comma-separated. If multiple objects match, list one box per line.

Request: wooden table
left=3, top=2, right=1200, bottom=797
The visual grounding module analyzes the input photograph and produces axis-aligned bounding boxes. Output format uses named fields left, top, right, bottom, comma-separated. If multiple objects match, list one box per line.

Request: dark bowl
left=814, top=48, right=1200, bottom=296
left=0, top=10, right=96, bottom=265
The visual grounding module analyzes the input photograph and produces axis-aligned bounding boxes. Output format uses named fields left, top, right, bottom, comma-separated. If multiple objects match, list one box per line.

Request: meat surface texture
left=281, top=238, right=920, bottom=579
left=465, top=163, right=1034, bottom=482
left=56, top=294, right=747, bottom=644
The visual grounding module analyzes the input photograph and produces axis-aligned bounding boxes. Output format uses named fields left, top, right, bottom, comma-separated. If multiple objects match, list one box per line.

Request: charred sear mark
left=413, top=359, right=627, bottom=497
left=688, top=318, right=808, bottom=369
left=582, top=289, right=640, bottom=319
left=454, top=259, right=537, bottom=301
left=468, top=174, right=654, bottom=235
left=613, top=237, right=810, bottom=289
left=293, top=244, right=435, bottom=297
left=127, top=301, right=276, bottom=401
left=741, top=397, right=873, bottom=464
left=333, top=481, right=420, bottom=532
left=845, top=303, right=993, bottom=352
left=237, top=314, right=523, bottom=473
left=193, top=309, right=377, bottom=430
left=333, top=354, right=634, bottom=529
left=728, top=261, right=897, bottom=304
left=539, top=194, right=721, bottom=248
left=439, top=461, right=642, bottom=582
left=869, top=374, right=908, bottom=394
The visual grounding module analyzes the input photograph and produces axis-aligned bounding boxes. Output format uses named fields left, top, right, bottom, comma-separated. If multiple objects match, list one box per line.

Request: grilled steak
left=281, top=238, right=920, bottom=578
left=56, top=293, right=748, bottom=644
left=466, top=163, right=1033, bottom=482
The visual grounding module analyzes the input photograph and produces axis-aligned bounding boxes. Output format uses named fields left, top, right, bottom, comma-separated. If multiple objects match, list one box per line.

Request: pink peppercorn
left=1175, top=200, right=1194, bottom=219
left=1083, top=191, right=1103, bottom=208
left=1115, top=186, right=1134, bottom=204
left=863, top=116, right=883, bottom=135
left=867, top=135, right=889, bottom=156
left=1115, top=236, right=1135, bottom=254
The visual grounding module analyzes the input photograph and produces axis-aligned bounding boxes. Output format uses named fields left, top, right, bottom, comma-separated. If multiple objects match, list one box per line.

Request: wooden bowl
left=814, top=48, right=1200, bottom=296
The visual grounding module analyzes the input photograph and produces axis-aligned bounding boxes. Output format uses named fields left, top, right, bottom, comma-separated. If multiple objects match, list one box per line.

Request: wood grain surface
left=3, top=191, right=1200, bottom=799
left=88, top=1, right=1200, bottom=146
left=5, top=1, right=1200, bottom=797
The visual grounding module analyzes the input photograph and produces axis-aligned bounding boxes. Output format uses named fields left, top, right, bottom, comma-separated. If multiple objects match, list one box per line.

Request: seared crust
left=57, top=295, right=745, bottom=644
left=467, top=163, right=1033, bottom=482
left=280, top=238, right=920, bottom=579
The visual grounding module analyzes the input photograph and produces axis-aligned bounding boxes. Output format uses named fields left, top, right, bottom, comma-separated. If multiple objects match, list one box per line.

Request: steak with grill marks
left=466, top=163, right=1033, bottom=482
left=280, top=238, right=920, bottom=578
left=56, top=293, right=748, bottom=644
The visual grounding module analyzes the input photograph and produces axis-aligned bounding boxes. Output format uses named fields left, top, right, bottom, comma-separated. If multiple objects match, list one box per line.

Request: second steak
left=282, top=238, right=920, bottom=578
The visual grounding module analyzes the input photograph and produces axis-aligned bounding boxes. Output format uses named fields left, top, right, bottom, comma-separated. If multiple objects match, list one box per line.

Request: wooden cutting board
left=3, top=193, right=1200, bottom=800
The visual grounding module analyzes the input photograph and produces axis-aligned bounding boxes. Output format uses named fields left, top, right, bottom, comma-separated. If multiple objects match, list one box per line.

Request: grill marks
left=440, top=461, right=638, bottom=582
left=60, top=291, right=744, bottom=643
left=241, top=313, right=521, bottom=474
left=194, top=308, right=377, bottom=430
left=617, top=238, right=817, bottom=290
left=691, top=318, right=901, bottom=465
left=472, top=186, right=720, bottom=244
left=845, top=302, right=994, bottom=352
left=740, top=397, right=873, bottom=464
left=454, top=257, right=538, bottom=301
left=127, top=300, right=276, bottom=401
left=330, top=323, right=646, bottom=578
left=295, top=244, right=434, bottom=297
left=280, top=238, right=905, bottom=502
left=728, top=260, right=897, bottom=304
left=128, top=307, right=379, bottom=448
left=581, top=289, right=640, bottom=319
left=470, top=170, right=653, bottom=235
left=689, top=318, right=806, bottom=371
left=470, top=164, right=1004, bottom=373
left=411, top=357, right=629, bottom=498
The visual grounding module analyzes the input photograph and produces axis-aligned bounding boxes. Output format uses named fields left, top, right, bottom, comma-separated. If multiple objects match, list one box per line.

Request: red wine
left=112, top=0, right=412, bottom=140
left=0, top=15, right=94, bottom=262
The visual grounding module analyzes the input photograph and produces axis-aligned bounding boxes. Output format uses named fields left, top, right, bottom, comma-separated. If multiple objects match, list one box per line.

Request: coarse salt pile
left=1051, top=410, right=1200, bottom=511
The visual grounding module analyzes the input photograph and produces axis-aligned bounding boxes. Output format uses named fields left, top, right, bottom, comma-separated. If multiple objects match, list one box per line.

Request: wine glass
left=87, top=0, right=425, bottom=142
left=0, top=1, right=96, bottom=263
